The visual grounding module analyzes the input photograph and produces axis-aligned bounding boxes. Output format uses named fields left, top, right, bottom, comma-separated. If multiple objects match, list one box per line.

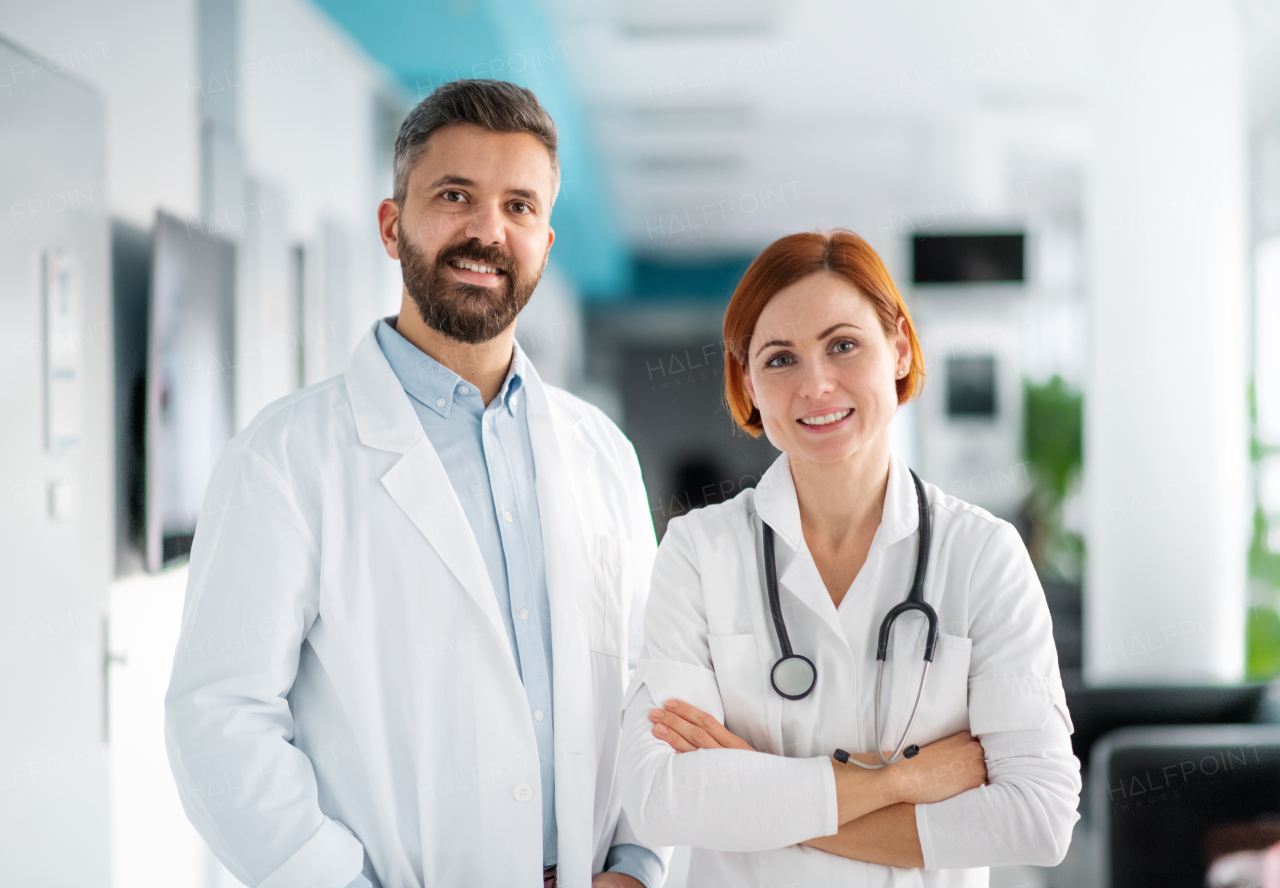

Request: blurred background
left=4, top=0, right=1280, bottom=885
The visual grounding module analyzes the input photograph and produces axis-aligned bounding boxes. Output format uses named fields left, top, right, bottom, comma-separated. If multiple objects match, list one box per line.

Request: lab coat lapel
left=752, top=454, right=849, bottom=645
left=522, top=360, right=596, bottom=888
left=344, top=325, right=512, bottom=656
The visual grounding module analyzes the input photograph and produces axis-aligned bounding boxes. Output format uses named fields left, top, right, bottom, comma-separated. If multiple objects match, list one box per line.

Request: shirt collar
left=376, top=316, right=525, bottom=418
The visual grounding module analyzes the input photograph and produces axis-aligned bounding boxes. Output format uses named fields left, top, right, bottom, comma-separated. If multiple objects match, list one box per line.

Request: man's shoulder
left=232, top=375, right=354, bottom=466
left=541, top=382, right=634, bottom=458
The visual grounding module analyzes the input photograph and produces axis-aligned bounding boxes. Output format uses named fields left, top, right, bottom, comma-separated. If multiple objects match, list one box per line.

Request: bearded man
left=165, top=80, right=666, bottom=888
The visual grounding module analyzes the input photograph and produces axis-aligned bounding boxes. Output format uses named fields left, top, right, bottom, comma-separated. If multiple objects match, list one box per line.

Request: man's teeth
left=451, top=259, right=502, bottom=275
left=799, top=409, right=852, bottom=426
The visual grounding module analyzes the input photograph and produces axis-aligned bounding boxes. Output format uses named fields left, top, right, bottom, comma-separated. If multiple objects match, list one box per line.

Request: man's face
left=392, top=123, right=557, bottom=344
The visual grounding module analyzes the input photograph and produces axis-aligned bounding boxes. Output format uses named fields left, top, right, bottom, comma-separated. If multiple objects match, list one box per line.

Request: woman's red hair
left=723, top=229, right=925, bottom=436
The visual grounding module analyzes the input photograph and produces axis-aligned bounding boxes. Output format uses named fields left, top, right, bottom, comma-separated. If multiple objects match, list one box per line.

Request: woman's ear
left=894, top=315, right=911, bottom=379
left=743, top=367, right=757, bottom=408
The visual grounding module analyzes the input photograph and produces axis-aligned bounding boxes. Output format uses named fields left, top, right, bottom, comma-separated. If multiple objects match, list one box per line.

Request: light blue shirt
left=365, top=318, right=661, bottom=888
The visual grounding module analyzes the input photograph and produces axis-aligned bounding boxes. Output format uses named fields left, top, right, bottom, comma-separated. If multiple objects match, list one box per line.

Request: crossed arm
left=647, top=697, right=986, bottom=868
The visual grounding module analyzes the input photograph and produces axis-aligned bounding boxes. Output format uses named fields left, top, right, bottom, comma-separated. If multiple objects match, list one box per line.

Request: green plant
left=1022, top=375, right=1084, bottom=581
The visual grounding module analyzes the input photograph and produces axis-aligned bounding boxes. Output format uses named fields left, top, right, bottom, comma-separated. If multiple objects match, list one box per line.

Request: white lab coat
left=618, top=452, right=1081, bottom=887
left=164, top=324, right=660, bottom=888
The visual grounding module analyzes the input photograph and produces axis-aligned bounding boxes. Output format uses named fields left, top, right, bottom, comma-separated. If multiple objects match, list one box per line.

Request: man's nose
left=463, top=201, right=505, bottom=245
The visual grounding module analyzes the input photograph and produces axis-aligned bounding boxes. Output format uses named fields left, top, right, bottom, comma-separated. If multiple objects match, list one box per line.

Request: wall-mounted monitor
left=946, top=354, right=998, bottom=418
left=144, top=211, right=236, bottom=571
left=912, top=233, right=1025, bottom=284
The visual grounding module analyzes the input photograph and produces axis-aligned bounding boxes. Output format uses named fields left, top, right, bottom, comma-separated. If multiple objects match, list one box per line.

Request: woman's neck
left=789, top=434, right=893, bottom=551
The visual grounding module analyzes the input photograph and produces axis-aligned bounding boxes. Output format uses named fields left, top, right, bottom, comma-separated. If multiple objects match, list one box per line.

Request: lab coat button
left=513, top=782, right=533, bottom=802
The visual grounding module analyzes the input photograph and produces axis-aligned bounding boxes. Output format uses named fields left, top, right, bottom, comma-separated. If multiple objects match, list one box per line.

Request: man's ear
left=377, top=198, right=401, bottom=261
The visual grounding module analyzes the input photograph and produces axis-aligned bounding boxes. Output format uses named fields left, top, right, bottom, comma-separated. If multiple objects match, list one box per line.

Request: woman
left=618, top=230, right=1080, bottom=885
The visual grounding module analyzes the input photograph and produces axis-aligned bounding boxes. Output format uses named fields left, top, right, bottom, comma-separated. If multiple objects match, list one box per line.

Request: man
left=165, top=80, right=665, bottom=888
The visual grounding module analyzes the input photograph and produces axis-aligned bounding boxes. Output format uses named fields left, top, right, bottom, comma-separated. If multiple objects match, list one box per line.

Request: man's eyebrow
left=508, top=188, right=542, bottom=205
left=427, top=175, right=476, bottom=189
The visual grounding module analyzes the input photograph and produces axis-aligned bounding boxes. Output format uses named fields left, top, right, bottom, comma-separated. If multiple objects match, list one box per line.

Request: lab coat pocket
left=884, top=629, right=972, bottom=750
left=706, top=634, right=773, bottom=753
left=588, top=533, right=628, bottom=658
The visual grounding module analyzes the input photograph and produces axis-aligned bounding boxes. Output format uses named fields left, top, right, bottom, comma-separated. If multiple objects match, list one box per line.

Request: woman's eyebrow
left=754, top=337, right=792, bottom=357
left=818, top=322, right=860, bottom=338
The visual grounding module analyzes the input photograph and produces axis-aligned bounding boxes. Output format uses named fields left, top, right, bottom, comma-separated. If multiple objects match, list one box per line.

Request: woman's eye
left=832, top=339, right=858, bottom=354
left=765, top=353, right=794, bottom=368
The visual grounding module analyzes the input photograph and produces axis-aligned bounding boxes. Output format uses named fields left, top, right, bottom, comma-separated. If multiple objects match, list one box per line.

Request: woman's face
left=743, top=271, right=911, bottom=466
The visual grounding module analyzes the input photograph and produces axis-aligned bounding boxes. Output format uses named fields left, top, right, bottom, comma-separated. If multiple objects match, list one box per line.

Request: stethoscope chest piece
left=760, top=467, right=938, bottom=769
left=770, top=654, right=817, bottom=700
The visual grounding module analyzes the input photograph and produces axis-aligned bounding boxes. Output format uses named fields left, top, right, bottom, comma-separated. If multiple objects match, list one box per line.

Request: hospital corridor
left=4, top=1, right=1280, bottom=886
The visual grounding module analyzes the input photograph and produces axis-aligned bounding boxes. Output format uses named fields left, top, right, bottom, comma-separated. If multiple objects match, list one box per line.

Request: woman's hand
left=879, top=731, right=987, bottom=805
left=648, top=699, right=754, bottom=752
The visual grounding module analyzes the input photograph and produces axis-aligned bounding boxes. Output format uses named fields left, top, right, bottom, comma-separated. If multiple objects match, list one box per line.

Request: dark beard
left=398, top=223, right=543, bottom=344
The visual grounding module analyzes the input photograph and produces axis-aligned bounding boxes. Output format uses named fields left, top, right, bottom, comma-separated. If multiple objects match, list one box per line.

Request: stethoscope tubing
left=762, top=467, right=939, bottom=769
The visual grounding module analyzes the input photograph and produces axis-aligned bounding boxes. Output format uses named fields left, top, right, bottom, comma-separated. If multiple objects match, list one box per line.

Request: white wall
left=3, top=4, right=404, bottom=887
left=1, top=0, right=202, bottom=227
left=1083, top=0, right=1248, bottom=684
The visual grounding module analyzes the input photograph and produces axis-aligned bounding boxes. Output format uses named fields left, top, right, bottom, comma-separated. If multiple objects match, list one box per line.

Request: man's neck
left=393, top=290, right=516, bottom=406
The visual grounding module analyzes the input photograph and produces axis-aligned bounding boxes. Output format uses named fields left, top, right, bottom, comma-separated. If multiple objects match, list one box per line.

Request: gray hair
left=392, top=79, right=560, bottom=206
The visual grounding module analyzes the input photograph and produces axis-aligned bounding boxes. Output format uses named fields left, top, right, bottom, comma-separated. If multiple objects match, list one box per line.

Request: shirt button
left=458, top=384, right=469, bottom=395
left=519, top=608, right=529, bottom=621
left=513, top=782, right=533, bottom=802
left=435, top=398, right=446, bottom=408
left=534, top=709, right=544, bottom=721
left=503, top=510, right=513, bottom=523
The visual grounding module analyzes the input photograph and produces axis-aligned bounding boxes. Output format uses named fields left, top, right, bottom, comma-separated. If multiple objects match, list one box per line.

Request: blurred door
left=0, top=33, right=112, bottom=886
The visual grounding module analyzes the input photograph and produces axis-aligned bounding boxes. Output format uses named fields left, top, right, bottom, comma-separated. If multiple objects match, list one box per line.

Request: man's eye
left=510, top=201, right=531, bottom=214
left=442, top=190, right=466, bottom=203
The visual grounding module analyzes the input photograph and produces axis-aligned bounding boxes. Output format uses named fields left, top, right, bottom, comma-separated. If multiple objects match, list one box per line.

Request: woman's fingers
left=651, top=721, right=698, bottom=752
left=661, top=699, right=755, bottom=751
left=649, top=705, right=722, bottom=750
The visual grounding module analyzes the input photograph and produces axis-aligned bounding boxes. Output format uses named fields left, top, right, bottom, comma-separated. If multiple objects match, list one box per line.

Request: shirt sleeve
left=604, top=843, right=665, bottom=888
left=163, top=441, right=365, bottom=888
left=915, top=521, right=1082, bottom=869
left=617, top=518, right=840, bottom=852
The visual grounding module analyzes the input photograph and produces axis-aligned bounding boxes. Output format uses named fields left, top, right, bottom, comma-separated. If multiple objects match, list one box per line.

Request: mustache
left=436, top=240, right=516, bottom=276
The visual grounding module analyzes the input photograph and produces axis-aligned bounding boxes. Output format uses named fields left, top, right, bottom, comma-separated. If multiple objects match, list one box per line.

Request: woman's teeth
left=799, top=409, right=852, bottom=426
left=451, top=259, right=502, bottom=275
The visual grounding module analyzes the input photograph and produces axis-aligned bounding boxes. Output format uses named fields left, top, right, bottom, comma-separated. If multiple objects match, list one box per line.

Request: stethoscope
left=761, top=468, right=937, bottom=770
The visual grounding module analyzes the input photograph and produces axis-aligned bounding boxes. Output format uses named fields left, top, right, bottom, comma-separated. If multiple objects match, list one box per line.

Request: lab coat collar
left=751, top=450, right=920, bottom=552
left=346, top=324, right=426, bottom=454
left=751, top=449, right=922, bottom=640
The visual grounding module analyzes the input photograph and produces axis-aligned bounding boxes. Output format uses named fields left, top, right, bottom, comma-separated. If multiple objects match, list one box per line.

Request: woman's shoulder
left=922, top=480, right=1024, bottom=562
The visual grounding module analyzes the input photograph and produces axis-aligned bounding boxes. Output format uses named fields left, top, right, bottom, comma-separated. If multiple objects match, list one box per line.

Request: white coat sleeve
left=914, top=521, right=1082, bottom=869
left=604, top=437, right=672, bottom=881
left=163, top=440, right=364, bottom=888
left=617, top=517, right=840, bottom=852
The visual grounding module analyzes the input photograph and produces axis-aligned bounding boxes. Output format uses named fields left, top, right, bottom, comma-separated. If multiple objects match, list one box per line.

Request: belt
left=543, top=864, right=557, bottom=888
